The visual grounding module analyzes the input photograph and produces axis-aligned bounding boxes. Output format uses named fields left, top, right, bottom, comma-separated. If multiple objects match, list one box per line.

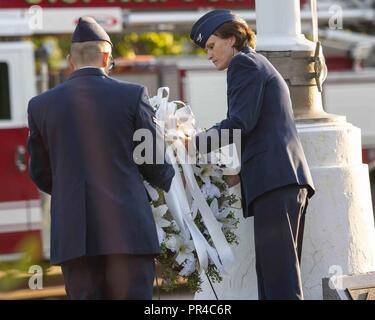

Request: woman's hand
left=224, top=174, right=241, bottom=187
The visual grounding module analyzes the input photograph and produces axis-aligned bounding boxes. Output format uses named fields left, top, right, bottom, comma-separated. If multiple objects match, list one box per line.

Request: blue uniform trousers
left=61, top=254, right=156, bottom=300
left=253, top=184, right=308, bottom=300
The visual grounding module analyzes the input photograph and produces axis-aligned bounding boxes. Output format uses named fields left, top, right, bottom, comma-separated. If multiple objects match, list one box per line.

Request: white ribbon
left=152, top=87, right=234, bottom=274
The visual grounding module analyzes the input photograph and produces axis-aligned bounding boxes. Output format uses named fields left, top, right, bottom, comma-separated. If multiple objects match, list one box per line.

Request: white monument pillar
left=255, top=0, right=314, bottom=50
left=196, top=0, right=375, bottom=300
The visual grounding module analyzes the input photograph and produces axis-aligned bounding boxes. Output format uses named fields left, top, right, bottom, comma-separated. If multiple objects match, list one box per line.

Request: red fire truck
left=0, top=42, right=42, bottom=261
left=2, top=0, right=374, bottom=261
left=0, top=0, right=258, bottom=261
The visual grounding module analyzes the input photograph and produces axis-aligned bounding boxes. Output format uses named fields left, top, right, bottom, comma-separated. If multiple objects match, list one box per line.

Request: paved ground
left=0, top=287, right=194, bottom=300
left=0, top=265, right=194, bottom=300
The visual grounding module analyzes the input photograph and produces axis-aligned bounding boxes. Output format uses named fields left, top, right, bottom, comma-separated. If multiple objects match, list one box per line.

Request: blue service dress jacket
left=27, top=68, right=175, bottom=264
left=196, top=47, right=315, bottom=217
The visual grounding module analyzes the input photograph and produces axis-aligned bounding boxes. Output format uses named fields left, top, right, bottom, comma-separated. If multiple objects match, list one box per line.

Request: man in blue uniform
left=189, top=10, right=315, bottom=299
left=27, top=17, right=174, bottom=299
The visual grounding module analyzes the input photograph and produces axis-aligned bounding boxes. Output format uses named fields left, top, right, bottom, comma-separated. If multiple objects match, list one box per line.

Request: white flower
left=201, top=182, right=221, bottom=199
left=193, top=166, right=209, bottom=184
left=210, top=198, right=219, bottom=218
left=164, top=128, right=186, bottom=143
left=152, top=205, right=170, bottom=227
left=146, top=89, right=243, bottom=293
left=165, top=234, right=195, bottom=264
left=152, top=205, right=170, bottom=244
left=211, top=175, right=225, bottom=185
left=194, top=164, right=222, bottom=184
left=218, top=208, right=231, bottom=220
left=170, top=220, right=179, bottom=231
left=210, top=198, right=229, bottom=220
left=176, top=241, right=195, bottom=265
left=179, top=256, right=197, bottom=277
left=175, top=109, right=196, bottom=138
left=144, top=181, right=159, bottom=202
left=222, top=217, right=238, bottom=231
left=156, top=228, right=166, bottom=245
left=167, top=101, right=177, bottom=115
left=149, top=96, right=160, bottom=110
left=165, top=234, right=181, bottom=252
left=165, top=235, right=195, bottom=265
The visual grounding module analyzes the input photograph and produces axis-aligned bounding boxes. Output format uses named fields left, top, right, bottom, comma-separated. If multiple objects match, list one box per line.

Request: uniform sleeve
left=195, top=55, right=266, bottom=154
left=27, top=101, right=52, bottom=195
left=134, top=87, right=175, bottom=192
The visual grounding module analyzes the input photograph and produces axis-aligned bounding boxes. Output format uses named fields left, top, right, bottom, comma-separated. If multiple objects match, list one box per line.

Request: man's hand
left=224, top=174, right=241, bottom=187
left=184, top=137, right=190, bottom=150
left=183, top=136, right=190, bottom=150
left=183, top=135, right=197, bottom=158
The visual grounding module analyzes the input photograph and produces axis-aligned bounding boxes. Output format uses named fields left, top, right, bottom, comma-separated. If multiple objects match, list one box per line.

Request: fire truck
left=0, top=0, right=259, bottom=261
left=0, top=41, right=41, bottom=261
left=1, top=0, right=375, bottom=261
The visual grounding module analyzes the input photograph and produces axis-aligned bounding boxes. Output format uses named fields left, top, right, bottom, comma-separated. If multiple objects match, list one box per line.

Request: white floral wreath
left=144, top=87, right=240, bottom=292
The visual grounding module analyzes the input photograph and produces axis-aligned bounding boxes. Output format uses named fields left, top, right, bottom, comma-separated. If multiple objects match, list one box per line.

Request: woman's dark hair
left=214, top=16, right=256, bottom=50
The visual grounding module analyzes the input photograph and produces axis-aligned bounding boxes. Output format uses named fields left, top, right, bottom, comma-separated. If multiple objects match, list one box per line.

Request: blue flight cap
left=72, top=16, right=113, bottom=46
left=190, top=10, right=236, bottom=48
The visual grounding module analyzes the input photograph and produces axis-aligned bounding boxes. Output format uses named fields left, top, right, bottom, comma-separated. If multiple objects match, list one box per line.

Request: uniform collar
left=67, top=67, right=107, bottom=81
left=241, top=47, right=253, bottom=54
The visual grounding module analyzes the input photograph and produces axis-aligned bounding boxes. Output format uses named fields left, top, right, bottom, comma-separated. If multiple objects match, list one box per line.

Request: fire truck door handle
left=15, top=145, right=27, bottom=172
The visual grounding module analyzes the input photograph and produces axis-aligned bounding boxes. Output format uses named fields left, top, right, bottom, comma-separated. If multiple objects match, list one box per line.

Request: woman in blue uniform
left=189, top=10, right=315, bottom=300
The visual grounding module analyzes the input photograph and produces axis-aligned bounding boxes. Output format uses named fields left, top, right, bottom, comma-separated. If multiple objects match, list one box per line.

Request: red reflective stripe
left=326, top=56, right=354, bottom=71
left=363, top=149, right=369, bottom=164
left=0, top=230, right=42, bottom=256
left=179, top=69, right=186, bottom=102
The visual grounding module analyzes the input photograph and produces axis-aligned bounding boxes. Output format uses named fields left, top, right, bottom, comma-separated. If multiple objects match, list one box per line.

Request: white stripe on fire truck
left=0, top=200, right=40, bottom=210
left=0, top=200, right=42, bottom=233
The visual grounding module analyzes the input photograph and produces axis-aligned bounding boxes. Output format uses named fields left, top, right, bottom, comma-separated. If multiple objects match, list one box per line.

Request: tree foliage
left=26, top=32, right=205, bottom=71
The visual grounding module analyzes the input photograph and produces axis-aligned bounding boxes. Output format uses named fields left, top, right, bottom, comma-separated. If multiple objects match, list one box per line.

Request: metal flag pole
left=205, top=272, right=219, bottom=300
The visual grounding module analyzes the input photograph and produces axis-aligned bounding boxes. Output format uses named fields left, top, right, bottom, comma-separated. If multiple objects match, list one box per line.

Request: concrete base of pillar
left=299, top=121, right=375, bottom=299
left=195, top=120, right=375, bottom=300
